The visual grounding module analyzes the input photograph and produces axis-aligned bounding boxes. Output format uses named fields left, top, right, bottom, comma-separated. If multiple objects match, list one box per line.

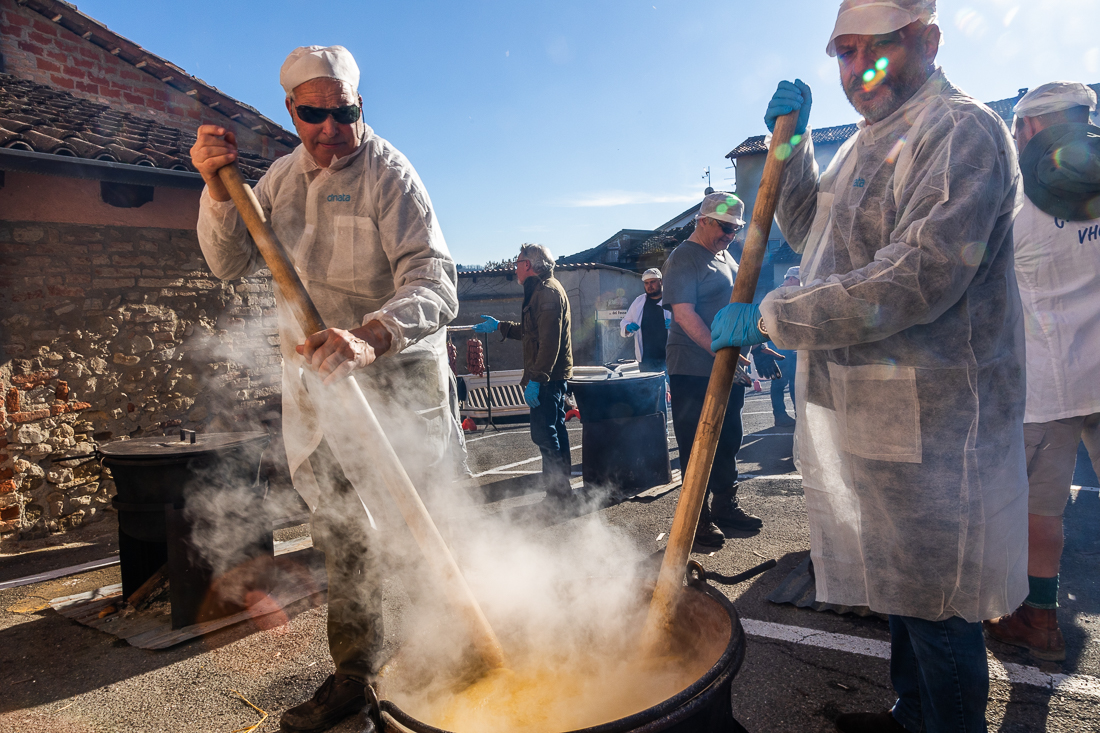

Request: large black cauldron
left=375, top=569, right=748, bottom=732
left=99, top=430, right=271, bottom=629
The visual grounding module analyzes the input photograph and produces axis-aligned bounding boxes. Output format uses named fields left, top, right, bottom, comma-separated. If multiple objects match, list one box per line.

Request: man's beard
left=843, top=63, right=930, bottom=123
left=647, top=288, right=662, bottom=299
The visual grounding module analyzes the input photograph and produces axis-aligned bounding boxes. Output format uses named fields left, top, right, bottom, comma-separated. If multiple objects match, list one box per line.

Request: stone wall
left=0, top=219, right=284, bottom=540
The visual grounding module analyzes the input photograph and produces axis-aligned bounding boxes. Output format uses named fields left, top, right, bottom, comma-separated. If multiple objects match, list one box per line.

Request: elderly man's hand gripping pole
left=296, top=321, right=393, bottom=386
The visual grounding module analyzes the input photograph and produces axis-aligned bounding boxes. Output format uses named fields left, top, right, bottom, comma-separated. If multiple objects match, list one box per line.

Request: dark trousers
left=769, top=354, right=796, bottom=417
left=889, top=614, right=989, bottom=732
left=669, top=374, right=745, bottom=510
left=530, top=380, right=572, bottom=493
left=308, top=439, right=385, bottom=683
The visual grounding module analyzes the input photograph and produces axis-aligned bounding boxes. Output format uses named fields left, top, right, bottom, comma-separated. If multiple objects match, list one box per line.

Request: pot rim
left=378, top=580, right=745, bottom=733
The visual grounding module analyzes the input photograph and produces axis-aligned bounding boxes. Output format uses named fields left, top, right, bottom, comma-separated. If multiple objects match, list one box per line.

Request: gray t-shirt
left=662, top=240, right=738, bottom=377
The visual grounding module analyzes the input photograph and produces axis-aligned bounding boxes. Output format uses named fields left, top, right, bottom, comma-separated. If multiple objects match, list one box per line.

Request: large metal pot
left=568, top=371, right=666, bottom=422
left=375, top=567, right=748, bottom=733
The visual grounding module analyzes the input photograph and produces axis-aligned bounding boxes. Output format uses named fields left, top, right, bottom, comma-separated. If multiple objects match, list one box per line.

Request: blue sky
left=78, top=0, right=1100, bottom=266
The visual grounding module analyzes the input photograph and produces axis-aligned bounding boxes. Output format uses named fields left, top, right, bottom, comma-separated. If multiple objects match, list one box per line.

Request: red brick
left=0, top=506, right=19, bottom=521
left=62, top=65, right=86, bottom=79
left=72, top=402, right=90, bottom=411
left=6, top=12, right=30, bottom=27
left=74, top=81, right=99, bottom=94
left=45, top=49, right=67, bottom=64
left=122, top=92, right=144, bottom=105
left=72, top=56, right=93, bottom=70
left=17, top=40, right=41, bottom=54
left=12, top=371, right=58, bottom=388
left=0, top=467, right=12, bottom=482
left=0, top=481, right=14, bottom=495
left=35, top=57, right=61, bottom=73
left=47, top=285, right=84, bottom=297
left=11, top=410, right=51, bottom=423
left=5, top=388, right=18, bottom=414
left=50, top=404, right=68, bottom=416
left=28, top=31, right=52, bottom=46
left=50, top=74, right=75, bottom=90
left=100, top=87, right=121, bottom=99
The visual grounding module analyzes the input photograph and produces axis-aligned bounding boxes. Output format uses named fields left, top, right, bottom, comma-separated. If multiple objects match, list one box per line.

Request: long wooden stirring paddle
left=216, top=164, right=506, bottom=671
left=642, top=112, right=800, bottom=650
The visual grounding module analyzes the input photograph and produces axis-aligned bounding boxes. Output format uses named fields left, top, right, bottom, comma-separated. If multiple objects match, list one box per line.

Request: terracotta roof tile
left=0, top=72, right=277, bottom=178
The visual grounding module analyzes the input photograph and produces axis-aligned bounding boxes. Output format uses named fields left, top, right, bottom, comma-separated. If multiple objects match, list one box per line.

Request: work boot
left=773, top=412, right=796, bottom=427
left=281, top=674, right=367, bottom=732
left=711, top=492, right=763, bottom=531
left=693, top=520, right=725, bottom=549
left=835, top=711, right=909, bottom=733
left=985, top=604, right=1066, bottom=661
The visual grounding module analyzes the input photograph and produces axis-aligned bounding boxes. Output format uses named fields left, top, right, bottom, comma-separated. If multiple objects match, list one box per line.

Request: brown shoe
left=280, top=674, right=366, bottom=732
left=984, top=604, right=1066, bottom=662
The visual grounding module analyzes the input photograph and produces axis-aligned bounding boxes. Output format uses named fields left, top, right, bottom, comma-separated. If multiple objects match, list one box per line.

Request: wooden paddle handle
left=217, top=165, right=326, bottom=336
left=215, top=164, right=506, bottom=669
left=643, top=112, right=800, bottom=647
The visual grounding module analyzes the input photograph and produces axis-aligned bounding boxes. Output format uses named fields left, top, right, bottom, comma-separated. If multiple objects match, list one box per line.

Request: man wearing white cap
left=710, top=2, right=1027, bottom=731
left=620, top=268, right=671, bottom=373
left=663, top=191, right=763, bottom=547
left=190, top=45, right=458, bottom=732
left=985, top=82, right=1100, bottom=663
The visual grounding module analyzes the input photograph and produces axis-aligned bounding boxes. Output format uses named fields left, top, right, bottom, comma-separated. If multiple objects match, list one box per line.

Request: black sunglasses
left=295, top=104, right=362, bottom=125
left=717, top=220, right=742, bottom=235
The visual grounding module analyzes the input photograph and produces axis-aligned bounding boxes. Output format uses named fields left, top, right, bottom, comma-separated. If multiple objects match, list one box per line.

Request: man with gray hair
left=474, top=244, right=574, bottom=502
left=191, top=44, right=458, bottom=731
left=985, top=81, right=1100, bottom=662
left=710, top=1, right=1027, bottom=730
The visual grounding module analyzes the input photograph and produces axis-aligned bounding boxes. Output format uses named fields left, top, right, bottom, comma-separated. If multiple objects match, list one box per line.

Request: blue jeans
left=889, top=614, right=989, bottom=733
left=769, top=351, right=796, bottom=417
left=529, top=380, right=571, bottom=494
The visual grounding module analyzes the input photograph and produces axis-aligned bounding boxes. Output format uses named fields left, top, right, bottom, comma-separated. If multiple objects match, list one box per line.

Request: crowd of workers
left=186, top=0, right=1100, bottom=730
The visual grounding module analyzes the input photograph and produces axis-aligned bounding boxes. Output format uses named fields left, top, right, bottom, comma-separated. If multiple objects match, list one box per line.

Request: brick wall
left=0, top=0, right=291, bottom=160
left=0, top=219, right=284, bottom=540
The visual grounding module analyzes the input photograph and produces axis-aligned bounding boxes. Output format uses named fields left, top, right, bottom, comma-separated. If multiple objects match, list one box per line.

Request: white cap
left=641, top=268, right=663, bottom=281
left=1013, top=82, right=1098, bottom=132
left=280, top=45, right=360, bottom=95
left=698, top=192, right=746, bottom=226
left=784, top=266, right=801, bottom=281
left=826, top=0, right=938, bottom=57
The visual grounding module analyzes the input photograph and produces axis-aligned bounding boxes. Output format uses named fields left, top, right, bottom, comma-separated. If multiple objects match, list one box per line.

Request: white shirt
left=1015, top=197, right=1100, bottom=423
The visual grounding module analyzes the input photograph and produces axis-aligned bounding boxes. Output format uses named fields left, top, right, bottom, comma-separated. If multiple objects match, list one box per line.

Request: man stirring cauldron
left=711, top=1, right=1028, bottom=731
left=191, top=45, right=458, bottom=732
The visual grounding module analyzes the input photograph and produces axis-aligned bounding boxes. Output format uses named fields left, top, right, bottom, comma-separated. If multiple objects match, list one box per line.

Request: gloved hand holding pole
left=215, top=164, right=506, bottom=672
left=641, top=111, right=801, bottom=652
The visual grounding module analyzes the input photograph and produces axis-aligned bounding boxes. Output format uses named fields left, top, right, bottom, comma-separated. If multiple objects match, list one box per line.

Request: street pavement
left=0, top=384, right=1097, bottom=732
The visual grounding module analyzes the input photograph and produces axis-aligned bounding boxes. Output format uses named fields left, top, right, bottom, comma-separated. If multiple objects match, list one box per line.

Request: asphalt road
left=0, top=384, right=1097, bottom=732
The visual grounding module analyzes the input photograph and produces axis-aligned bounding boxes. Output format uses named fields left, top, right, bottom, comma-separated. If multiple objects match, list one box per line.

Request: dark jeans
left=770, top=354, right=796, bottom=417
left=530, top=380, right=571, bottom=493
left=669, top=374, right=745, bottom=511
left=889, top=614, right=990, bottom=733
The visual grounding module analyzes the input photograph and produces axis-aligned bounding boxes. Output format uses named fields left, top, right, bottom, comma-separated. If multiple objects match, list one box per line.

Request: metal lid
left=97, top=430, right=270, bottom=459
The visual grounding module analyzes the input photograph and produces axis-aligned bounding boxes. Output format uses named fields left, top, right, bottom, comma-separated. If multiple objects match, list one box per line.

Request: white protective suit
left=760, top=69, right=1029, bottom=622
left=1014, top=198, right=1100, bottom=423
left=198, top=126, right=458, bottom=519
left=620, top=292, right=671, bottom=363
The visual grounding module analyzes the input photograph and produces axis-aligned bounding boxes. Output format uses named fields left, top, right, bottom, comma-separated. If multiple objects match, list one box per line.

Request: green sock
left=1024, top=575, right=1059, bottom=610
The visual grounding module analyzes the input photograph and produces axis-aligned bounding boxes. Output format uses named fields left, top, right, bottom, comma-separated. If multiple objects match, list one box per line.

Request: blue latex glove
left=664, top=317, right=672, bottom=329
left=523, top=381, right=541, bottom=408
left=472, top=315, right=499, bottom=333
left=765, top=79, right=812, bottom=136
left=625, top=322, right=640, bottom=334
left=711, top=303, right=768, bottom=351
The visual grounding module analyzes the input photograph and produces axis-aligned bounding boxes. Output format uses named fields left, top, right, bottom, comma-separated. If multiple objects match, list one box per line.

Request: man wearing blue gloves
left=620, top=268, right=671, bottom=373
left=473, top=244, right=574, bottom=502
left=711, top=1, right=1028, bottom=732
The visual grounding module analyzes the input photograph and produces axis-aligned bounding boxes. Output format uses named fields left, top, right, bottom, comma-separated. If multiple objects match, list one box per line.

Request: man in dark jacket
left=474, top=244, right=574, bottom=499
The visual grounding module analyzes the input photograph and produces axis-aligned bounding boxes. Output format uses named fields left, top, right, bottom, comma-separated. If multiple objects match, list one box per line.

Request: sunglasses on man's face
left=717, top=220, right=742, bottom=236
left=295, top=104, right=362, bottom=125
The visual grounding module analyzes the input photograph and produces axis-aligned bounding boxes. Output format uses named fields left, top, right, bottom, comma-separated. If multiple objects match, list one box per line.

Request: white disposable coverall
left=1014, top=198, right=1100, bottom=423
left=197, top=126, right=458, bottom=519
left=760, top=69, right=1029, bottom=622
left=619, top=292, right=671, bottom=363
